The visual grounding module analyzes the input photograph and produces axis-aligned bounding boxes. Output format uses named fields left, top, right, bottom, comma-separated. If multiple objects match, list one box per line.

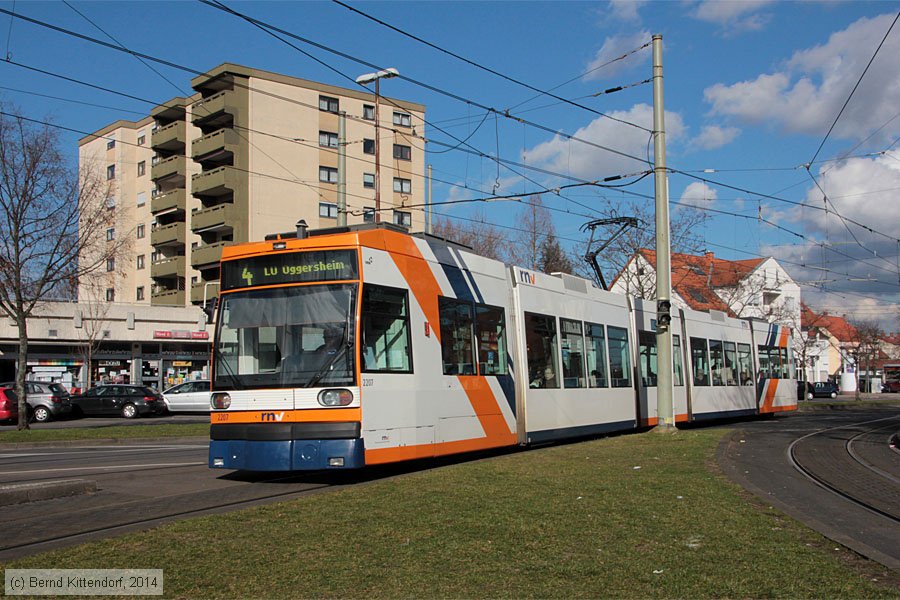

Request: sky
left=1, top=0, right=899, bottom=330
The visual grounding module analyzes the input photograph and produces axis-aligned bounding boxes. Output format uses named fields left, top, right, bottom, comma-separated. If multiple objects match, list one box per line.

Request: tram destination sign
left=221, top=249, right=358, bottom=290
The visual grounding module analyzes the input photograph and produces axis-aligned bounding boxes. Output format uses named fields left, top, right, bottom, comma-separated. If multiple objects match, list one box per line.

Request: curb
left=0, top=436, right=208, bottom=449
left=0, top=479, right=97, bottom=506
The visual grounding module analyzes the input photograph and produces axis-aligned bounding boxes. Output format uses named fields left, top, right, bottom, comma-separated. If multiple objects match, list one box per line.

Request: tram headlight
left=318, top=389, right=353, bottom=407
left=211, top=393, right=231, bottom=410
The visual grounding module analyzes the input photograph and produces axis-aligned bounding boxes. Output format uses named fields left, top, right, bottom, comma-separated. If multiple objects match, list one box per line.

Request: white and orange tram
left=208, top=223, right=796, bottom=471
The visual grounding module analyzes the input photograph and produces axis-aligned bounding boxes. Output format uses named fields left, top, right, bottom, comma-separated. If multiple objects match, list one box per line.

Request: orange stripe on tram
left=760, top=379, right=779, bottom=413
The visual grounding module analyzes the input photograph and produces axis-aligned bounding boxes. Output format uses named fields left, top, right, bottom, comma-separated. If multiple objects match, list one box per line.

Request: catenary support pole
left=653, top=34, right=675, bottom=431
left=338, top=110, right=347, bottom=227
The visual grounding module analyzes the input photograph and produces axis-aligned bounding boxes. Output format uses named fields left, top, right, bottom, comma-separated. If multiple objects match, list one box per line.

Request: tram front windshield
left=214, top=284, right=357, bottom=390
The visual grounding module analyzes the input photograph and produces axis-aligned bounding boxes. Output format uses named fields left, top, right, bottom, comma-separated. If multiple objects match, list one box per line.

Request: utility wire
left=809, top=10, right=900, bottom=165
left=330, top=0, right=651, bottom=132
left=0, top=84, right=146, bottom=115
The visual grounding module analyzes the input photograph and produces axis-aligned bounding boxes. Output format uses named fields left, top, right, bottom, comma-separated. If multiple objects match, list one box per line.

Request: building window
left=137, top=161, right=146, bottom=176
left=363, top=139, right=375, bottom=155
left=363, top=208, right=375, bottom=223
left=393, top=112, right=411, bottom=127
left=393, top=144, right=411, bottom=161
left=136, top=223, right=145, bottom=239
left=439, top=297, right=475, bottom=376
left=319, top=202, right=338, bottom=219
left=137, top=131, right=146, bottom=146
left=137, top=254, right=145, bottom=270
left=363, top=173, right=375, bottom=189
left=136, top=286, right=145, bottom=301
left=319, top=166, right=338, bottom=184
left=393, top=210, right=411, bottom=227
left=362, top=104, right=375, bottom=120
left=136, top=191, right=146, bottom=207
left=106, top=228, right=115, bottom=241
left=106, top=139, right=115, bottom=150
left=319, top=95, right=339, bottom=113
left=106, top=165, right=116, bottom=180
left=393, top=178, right=412, bottom=194
left=106, top=258, right=115, bottom=272
left=106, top=196, right=116, bottom=209
left=106, top=288, right=115, bottom=302
left=319, top=131, right=339, bottom=148
left=361, top=284, right=412, bottom=372
left=525, top=312, right=559, bottom=388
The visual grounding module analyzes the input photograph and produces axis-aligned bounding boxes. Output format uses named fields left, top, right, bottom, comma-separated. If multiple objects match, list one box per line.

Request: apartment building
left=79, top=63, right=427, bottom=308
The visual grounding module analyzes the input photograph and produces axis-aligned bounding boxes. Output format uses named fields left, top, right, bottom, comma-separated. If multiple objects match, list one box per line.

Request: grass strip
left=0, top=423, right=209, bottom=443
left=2, top=429, right=896, bottom=598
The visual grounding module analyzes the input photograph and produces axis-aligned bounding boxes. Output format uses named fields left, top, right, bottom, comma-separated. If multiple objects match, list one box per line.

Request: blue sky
left=1, top=1, right=898, bottom=328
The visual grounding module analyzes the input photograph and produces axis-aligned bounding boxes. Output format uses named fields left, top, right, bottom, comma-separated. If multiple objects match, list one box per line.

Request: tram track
left=788, top=415, right=900, bottom=523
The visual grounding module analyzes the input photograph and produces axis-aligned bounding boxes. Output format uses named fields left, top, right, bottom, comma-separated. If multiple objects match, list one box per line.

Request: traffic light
left=657, top=299, right=672, bottom=327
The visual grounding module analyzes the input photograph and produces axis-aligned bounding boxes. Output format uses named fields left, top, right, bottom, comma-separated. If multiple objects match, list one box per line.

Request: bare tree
left=591, top=200, right=709, bottom=297
left=848, top=319, right=884, bottom=399
left=431, top=209, right=509, bottom=261
left=508, top=195, right=551, bottom=271
left=0, top=109, right=123, bottom=429
left=74, top=275, right=115, bottom=391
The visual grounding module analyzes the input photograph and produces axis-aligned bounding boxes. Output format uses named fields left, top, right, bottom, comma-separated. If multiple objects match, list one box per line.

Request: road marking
left=0, top=462, right=206, bottom=475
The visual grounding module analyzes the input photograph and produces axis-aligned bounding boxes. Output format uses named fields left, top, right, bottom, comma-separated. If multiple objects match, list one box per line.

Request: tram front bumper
left=209, top=422, right=364, bottom=471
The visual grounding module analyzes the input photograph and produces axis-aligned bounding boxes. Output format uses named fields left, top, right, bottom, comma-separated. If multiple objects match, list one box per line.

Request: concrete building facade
left=79, top=63, right=427, bottom=309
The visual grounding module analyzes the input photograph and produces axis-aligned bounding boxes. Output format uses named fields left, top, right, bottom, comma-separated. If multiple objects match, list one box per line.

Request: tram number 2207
left=362, top=378, right=374, bottom=387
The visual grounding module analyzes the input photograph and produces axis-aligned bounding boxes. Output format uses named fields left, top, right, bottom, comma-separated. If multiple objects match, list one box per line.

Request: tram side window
left=439, top=297, right=475, bottom=375
left=737, top=343, right=753, bottom=385
left=361, top=285, right=412, bottom=373
left=475, top=304, right=508, bottom=375
left=691, top=337, right=710, bottom=386
left=525, top=312, right=559, bottom=389
left=758, top=346, right=778, bottom=379
left=638, top=331, right=658, bottom=387
left=709, top=340, right=725, bottom=386
left=780, top=347, right=789, bottom=379
left=607, top=326, right=631, bottom=388
left=585, top=323, right=608, bottom=388
left=673, top=334, right=684, bottom=386
left=723, top=341, right=738, bottom=386
left=560, top=319, right=586, bottom=388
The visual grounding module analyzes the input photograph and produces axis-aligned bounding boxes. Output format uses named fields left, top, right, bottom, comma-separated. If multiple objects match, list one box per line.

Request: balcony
left=151, top=189, right=186, bottom=215
left=151, top=155, right=187, bottom=185
left=192, top=128, right=240, bottom=164
left=192, top=241, right=228, bottom=269
left=191, top=203, right=237, bottom=233
left=151, top=120, right=186, bottom=152
left=150, top=222, right=186, bottom=247
left=151, top=256, right=186, bottom=279
left=151, top=289, right=186, bottom=306
left=151, top=99, right=188, bottom=124
left=191, top=165, right=244, bottom=198
left=191, top=281, right=220, bottom=304
left=192, top=90, right=241, bottom=130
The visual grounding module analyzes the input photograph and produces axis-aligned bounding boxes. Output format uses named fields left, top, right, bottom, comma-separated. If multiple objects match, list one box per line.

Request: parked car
left=0, top=387, right=19, bottom=424
left=71, top=385, right=166, bottom=418
left=881, top=380, right=900, bottom=393
left=162, top=380, right=212, bottom=413
left=0, top=381, right=73, bottom=422
left=809, top=381, right=839, bottom=399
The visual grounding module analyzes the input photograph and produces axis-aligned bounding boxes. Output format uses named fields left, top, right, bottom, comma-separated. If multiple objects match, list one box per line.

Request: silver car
left=0, top=381, right=73, bottom=422
left=162, top=380, right=212, bottom=413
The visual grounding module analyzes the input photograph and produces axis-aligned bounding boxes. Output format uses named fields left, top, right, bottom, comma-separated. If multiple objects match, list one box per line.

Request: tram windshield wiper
left=306, top=295, right=354, bottom=389
left=215, top=353, right=244, bottom=390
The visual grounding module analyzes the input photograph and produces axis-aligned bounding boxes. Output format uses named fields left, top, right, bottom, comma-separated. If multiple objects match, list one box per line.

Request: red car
left=0, top=387, right=20, bottom=424
left=882, top=381, right=900, bottom=393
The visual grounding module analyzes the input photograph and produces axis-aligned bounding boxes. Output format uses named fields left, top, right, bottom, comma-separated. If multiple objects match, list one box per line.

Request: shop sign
left=99, top=360, right=123, bottom=367
left=192, top=331, right=209, bottom=339
left=154, top=330, right=172, bottom=339
left=154, top=330, right=209, bottom=340
left=173, top=361, right=193, bottom=367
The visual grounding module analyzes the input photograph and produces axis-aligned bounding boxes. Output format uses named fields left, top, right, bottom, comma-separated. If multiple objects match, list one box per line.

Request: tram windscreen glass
left=221, top=250, right=358, bottom=290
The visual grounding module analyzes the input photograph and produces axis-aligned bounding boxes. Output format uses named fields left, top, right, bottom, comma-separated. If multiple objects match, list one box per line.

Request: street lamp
left=356, top=68, right=399, bottom=223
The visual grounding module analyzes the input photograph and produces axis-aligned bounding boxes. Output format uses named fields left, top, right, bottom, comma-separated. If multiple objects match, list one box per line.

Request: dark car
left=881, top=380, right=900, bottom=393
left=71, top=385, right=166, bottom=419
left=0, top=381, right=73, bottom=422
left=809, top=381, right=839, bottom=399
left=0, top=387, right=19, bottom=424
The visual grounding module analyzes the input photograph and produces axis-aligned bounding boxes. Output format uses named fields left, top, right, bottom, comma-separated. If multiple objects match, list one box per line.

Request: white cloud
left=704, top=13, right=900, bottom=144
left=690, top=125, right=741, bottom=150
left=607, top=0, right=647, bottom=23
left=583, top=30, right=652, bottom=81
left=524, top=103, right=685, bottom=180
left=678, top=181, right=718, bottom=209
left=692, top=0, right=776, bottom=33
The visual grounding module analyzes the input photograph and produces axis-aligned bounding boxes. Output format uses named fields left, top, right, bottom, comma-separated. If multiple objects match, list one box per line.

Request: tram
left=208, top=223, right=796, bottom=471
